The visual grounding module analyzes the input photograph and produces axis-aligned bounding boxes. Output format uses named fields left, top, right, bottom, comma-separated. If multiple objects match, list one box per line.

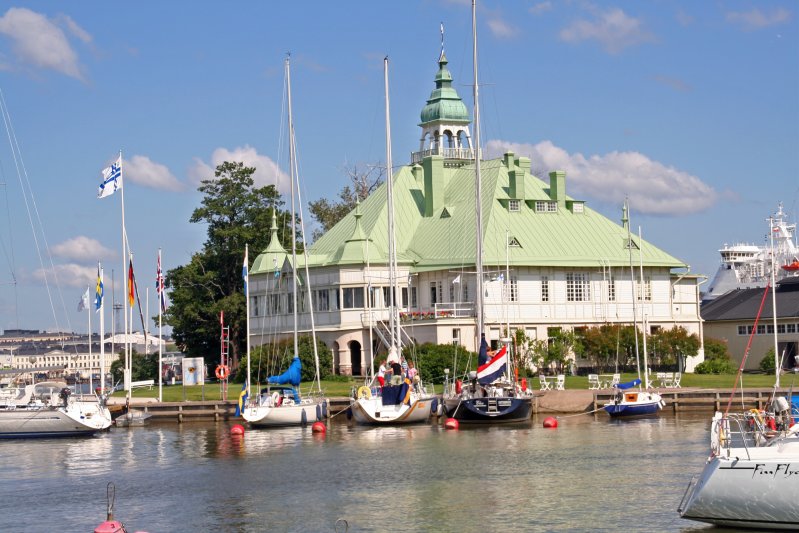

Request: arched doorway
left=349, top=340, right=363, bottom=377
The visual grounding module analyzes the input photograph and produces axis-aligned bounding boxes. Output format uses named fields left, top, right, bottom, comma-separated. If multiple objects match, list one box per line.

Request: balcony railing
left=410, top=147, right=475, bottom=164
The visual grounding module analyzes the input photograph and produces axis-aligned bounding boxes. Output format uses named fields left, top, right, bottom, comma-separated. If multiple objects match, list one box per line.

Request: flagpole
left=158, top=248, right=163, bottom=402
left=99, top=264, right=105, bottom=395
left=87, top=284, right=92, bottom=391
left=118, top=150, right=130, bottom=402
left=245, top=244, right=251, bottom=401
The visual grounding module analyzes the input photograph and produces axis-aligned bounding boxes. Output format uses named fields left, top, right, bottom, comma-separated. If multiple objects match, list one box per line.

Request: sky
left=0, top=0, right=797, bottom=335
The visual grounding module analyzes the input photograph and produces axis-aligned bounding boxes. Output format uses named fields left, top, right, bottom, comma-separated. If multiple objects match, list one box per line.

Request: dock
left=110, top=388, right=795, bottom=423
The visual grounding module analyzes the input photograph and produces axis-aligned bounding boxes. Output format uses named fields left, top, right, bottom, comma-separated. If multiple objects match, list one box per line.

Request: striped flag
left=128, top=258, right=135, bottom=307
left=242, top=246, right=249, bottom=293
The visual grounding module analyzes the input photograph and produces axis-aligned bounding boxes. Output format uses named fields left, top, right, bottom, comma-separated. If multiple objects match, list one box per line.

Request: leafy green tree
left=109, top=349, right=158, bottom=384
left=408, top=342, right=475, bottom=384
left=165, top=161, right=292, bottom=369
left=576, top=324, right=628, bottom=371
left=308, top=162, right=383, bottom=241
left=650, top=326, right=700, bottom=370
left=694, top=337, right=736, bottom=374
left=759, top=348, right=776, bottom=373
left=237, top=334, right=332, bottom=385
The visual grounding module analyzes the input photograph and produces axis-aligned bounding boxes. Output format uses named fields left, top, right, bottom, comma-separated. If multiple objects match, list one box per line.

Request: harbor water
left=1, top=413, right=733, bottom=532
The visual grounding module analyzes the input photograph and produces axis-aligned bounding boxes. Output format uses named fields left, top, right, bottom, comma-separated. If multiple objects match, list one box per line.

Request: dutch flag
left=477, top=344, right=507, bottom=385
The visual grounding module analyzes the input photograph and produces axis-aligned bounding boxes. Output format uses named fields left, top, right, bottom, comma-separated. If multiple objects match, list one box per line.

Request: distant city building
left=248, top=51, right=705, bottom=376
left=702, top=277, right=799, bottom=370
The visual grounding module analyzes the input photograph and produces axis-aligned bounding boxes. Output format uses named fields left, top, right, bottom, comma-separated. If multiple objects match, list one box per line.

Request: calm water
left=0, top=413, right=733, bottom=532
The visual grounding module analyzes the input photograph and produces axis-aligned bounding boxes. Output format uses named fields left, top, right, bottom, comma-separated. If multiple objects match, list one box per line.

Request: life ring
left=357, top=386, right=372, bottom=400
left=271, top=391, right=282, bottom=407
left=215, top=364, right=230, bottom=380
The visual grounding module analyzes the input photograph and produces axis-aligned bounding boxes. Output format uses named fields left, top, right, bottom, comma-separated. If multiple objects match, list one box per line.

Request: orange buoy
left=543, top=417, right=558, bottom=428
left=312, top=421, right=326, bottom=434
left=230, top=424, right=245, bottom=435
left=444, top=418, right=460, bottom=430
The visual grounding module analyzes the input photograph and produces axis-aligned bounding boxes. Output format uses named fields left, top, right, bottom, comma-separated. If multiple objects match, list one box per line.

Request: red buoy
left=230, top=424, right=245, bottom=435
left=312, top=421, right=326, bottom=434
left=543, top=417, right=558, bottom=428
left=444, top=418, right=460, bottom=430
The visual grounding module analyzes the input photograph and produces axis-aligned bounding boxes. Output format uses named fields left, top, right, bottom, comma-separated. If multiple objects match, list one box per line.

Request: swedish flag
left=95, top=265, right=104, bottom=311
left=235, top=381, right=248, bottom=417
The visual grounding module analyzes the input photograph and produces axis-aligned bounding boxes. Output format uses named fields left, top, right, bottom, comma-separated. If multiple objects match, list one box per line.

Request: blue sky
left=0, top=1, right=797, bottom=334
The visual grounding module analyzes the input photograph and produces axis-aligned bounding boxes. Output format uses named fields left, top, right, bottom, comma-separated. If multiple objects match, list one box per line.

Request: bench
left=130, top=379, right=155, bottom=390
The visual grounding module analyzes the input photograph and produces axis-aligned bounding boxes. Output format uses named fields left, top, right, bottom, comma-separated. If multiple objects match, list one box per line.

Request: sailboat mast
left=384, top=57, right=400, bottom=355
left=472, top=0, right=485, bottom=343
left=639, top=226, right=649, bottom=388
left=625, top=200, right=642, bottom=383
left=769, top=214, right=780, bottom=386
left=286, top=56, right=299, bottom=359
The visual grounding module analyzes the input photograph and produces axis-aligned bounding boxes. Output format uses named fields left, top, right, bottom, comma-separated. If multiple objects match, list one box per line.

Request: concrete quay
left=109, top=388, right=793, bottom=423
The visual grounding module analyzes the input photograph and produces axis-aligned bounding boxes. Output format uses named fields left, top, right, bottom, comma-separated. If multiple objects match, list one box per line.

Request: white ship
left=703, top=203, right=798, bottom=303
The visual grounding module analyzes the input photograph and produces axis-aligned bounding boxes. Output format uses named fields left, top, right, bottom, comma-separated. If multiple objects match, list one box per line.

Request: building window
left=509, top=200, right=520, bottom=212
left=787, top=323, right=797, bottom=334
left=777, top=324, right=786, bottom=334
left=535, top=200, right=558, bottom=213
left=331, top=289, right=340, bottom=310
left=566, top=272, right=590, bottom=302
left=541, top=276, right=549, bottom=302
left=757, top=324, right=766, bottom=335
left=449, top=280, right=455, bottom=302
left=608, top=274, right=616, bottom=302
left=452, top=328, right=461, bottom=343
left=313, top=289, right=329, bottom=312
left=737, top=325, right=747, bottom=335
left=509, top=276, right=518, bottom=302
left=343, top=287, right=364, bottom=309
left=430, top=282, right=438, bottom=305
left=637, top=276, right=652, bottom=301
left=766, top=324, right=774, bottom=334
left=572, top=202, right=584, bottom=213
left=402, top=287, right=408, bottom=308
left=383, top=286, right=397, bottom=308
left=251, top=296, right=260, bottom=317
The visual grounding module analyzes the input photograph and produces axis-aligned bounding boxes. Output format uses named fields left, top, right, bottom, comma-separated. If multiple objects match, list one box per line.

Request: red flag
left=128, top=259, right=135, bottom=307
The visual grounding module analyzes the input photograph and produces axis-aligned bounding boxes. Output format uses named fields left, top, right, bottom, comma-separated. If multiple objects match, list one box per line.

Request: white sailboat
left=679, top=237, right=799, bottom=529
left=349, top=57, right=436, bottom=425
left=603, top=204, right=664, bottom=417
left=242, top=56, right=328, bottom=428
left=441, top=0, right=536, bottom=424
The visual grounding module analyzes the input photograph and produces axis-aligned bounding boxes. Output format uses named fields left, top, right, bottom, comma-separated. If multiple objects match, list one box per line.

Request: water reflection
left=0, top=413, right=731, bottom=532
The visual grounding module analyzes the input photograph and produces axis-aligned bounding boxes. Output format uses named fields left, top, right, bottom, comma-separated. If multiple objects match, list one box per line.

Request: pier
left=110, top=388, right=794, bottom=423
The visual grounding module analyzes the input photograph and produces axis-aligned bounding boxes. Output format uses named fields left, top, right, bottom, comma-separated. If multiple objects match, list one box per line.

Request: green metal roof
left=305, top=154, right=686, bottom=273
left=419, top=53, right=471, bottom=126
left=251, top=211, right=288, bottom=275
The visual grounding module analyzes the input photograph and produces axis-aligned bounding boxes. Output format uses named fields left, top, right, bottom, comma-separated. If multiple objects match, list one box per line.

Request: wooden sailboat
left=441, top=0, right=535, bottom=424
left=349, top=56, right=436, bottom=425
left=242, top=56, right=328, bottom=428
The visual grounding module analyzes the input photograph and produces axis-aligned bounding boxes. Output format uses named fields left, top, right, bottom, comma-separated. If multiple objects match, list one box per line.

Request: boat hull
left=680, top=452, right=799, bottom=529
left=243, top=399, right=327, bottom=428
left=350, top=395, right=434, bottom=425
left=0, top=404, right=112, bottom=438
left=604, top=392, right=663, bottom=417
left=444, top=396, right=532, bottom=423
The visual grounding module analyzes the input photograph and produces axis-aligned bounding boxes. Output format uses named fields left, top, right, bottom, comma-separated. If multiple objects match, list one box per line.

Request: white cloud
left=726, top=8, right=792, bottom=31
left=559, top=7, right=655, bottom=54
left=652, top=74, right=692, bottom=93
left=529, top=2, right=553, bottom=16
left=487, top=16, right=518, bottom=39
left=51, top=236, right=115, bottom=262
left=29, top=263, right=95, bottom=288
left=188, top=145, right=290, bottom=194
left=485, top=139, right=717, bottom=215
left=125, top=154, right=184, bottom=192
left=0, top=7, right=86, bottom=80
left=58, top=14, right=91, bottom=44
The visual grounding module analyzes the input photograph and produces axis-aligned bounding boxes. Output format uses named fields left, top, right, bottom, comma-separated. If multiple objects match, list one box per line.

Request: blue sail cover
left=615, top=378, right=641, bottom=390
left=268, top=355, right=302, bottom=402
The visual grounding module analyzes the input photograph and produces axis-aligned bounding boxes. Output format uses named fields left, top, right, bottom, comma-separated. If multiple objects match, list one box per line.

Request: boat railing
left=712, top=412, right=795, bottom=460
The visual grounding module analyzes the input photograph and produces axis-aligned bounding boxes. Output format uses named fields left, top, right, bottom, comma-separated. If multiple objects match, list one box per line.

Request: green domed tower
left=412, top=52, right=474, bottom=164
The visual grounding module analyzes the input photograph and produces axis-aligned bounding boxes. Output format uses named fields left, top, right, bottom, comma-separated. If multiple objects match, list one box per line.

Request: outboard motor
left=772, top=396, right=791, bottom=430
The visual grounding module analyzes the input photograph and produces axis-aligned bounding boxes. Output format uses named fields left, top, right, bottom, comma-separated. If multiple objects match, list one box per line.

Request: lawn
left=111, top=371, right=795, bottom=402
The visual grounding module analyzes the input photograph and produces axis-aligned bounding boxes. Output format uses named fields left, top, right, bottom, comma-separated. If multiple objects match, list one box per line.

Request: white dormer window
left=535, top=201, right=558, bottom=213
left=508, top=200, right=520, bottom=212
left=572, top=202, right=584, bottom=213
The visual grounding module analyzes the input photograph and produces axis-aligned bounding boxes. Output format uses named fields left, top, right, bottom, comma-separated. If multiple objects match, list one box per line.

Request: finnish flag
left=98, top=156, right=122, bottom=198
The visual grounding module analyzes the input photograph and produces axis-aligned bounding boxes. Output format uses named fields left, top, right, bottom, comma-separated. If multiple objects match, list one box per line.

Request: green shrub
left=408, top=343, right=475, bottom=384
left=695, top=358, right=736, bottom=374
left=759, top=348, right=776, bottom=373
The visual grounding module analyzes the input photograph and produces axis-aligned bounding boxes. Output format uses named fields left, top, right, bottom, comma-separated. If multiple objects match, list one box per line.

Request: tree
left=110, top=349, right=157, bottom=384
left=409, top=342, right=475, bottom=384
left=308, top=162, right=384, bottom=241
left=165, top=161, right=292, bottom=369
left=694, top=337, right=736, bottom=374
left=237, top=334, right=332, bottom=384
left=650, top=326, right=700, bottom=371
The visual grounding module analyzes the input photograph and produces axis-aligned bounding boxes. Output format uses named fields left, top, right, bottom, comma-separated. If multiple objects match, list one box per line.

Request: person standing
left=377, top=359, right=387, bottom=387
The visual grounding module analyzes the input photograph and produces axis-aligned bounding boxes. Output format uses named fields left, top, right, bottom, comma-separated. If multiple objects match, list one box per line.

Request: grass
left=112, top=372, right=796, bottom=402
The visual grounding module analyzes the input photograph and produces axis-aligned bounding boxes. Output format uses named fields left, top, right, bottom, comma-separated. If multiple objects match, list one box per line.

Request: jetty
left=108, top=388, right=794, bottom=423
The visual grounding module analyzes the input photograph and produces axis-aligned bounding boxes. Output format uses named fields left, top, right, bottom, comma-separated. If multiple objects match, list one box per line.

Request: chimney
left=549, top=170, right=566, bottom=207
left=422, top=155, right=444, bottom=217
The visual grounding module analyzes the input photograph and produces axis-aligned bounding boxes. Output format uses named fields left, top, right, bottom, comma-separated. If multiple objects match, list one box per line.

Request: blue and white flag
left=477, top=344, right=507, bottom=385
left=242, top=246, right=249, bottom=293
left=95, top=265, right=104, bottom=311
left=235, top=381, right=248, bottom=417
left=97, top=156, right=122, bottom=198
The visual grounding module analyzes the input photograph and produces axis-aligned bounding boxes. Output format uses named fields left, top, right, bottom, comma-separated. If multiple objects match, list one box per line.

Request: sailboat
left=241, top=56, right=328, bottom=428
left=603, top=205, right=664, bottom=417
left=679, top=230, right=799, bottom=529
left=349, top=57, right=436, bottom=425
left=441, top=0, right=535, bottom=424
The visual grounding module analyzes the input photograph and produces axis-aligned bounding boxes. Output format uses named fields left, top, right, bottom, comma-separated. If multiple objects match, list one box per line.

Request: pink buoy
left=543, top=417, right=558, bottom=428
left=94, top=521, right=126, bottom=533
left=444, top=418, right=459, bottom=430
left=312, top=421, right=326, bottom=434
left=230, top=424, right=245, bottom=435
